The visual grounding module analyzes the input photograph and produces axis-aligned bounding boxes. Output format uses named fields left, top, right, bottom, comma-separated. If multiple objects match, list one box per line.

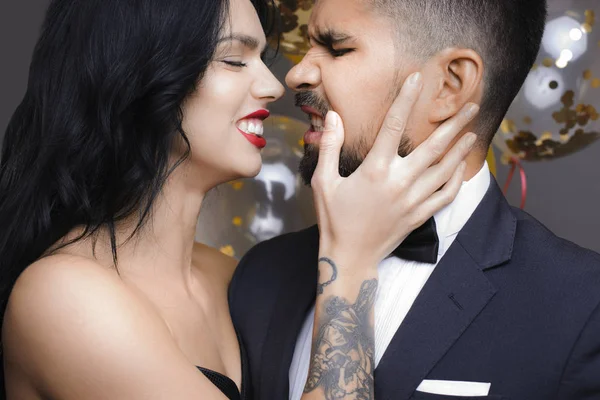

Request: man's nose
left=285, top=54, right=321, bottom=91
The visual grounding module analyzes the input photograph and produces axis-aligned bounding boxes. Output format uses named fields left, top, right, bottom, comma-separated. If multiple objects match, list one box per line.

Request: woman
left=0, top=0, right=475, bottom=398
left=0, top=0, right=283, bottom=398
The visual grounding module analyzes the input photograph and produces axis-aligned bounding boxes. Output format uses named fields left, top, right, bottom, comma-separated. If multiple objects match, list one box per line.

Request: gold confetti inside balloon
left=196, top=116, right=316, bottom=259
left=493, top=1, right=600, bottom=162
left=271, top=0, right=315, bottom=65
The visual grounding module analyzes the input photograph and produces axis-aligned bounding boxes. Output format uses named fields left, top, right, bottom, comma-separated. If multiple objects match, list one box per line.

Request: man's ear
left=427, top=48, right=484, bottom=123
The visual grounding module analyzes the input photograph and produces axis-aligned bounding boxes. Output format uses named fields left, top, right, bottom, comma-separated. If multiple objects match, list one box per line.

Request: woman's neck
left=59, top=163, right=210, bottom=289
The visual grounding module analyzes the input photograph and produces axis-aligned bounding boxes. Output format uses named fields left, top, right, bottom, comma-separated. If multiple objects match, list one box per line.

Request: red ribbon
left=502, top=157, right=527, bottom=209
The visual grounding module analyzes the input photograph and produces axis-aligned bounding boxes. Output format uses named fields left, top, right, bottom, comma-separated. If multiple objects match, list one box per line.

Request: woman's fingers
left=405, top=103, right=479, bottom=174
left=363, top=72, right=423, bottom=167
left=312, top=111, right=344, bottom=189
left=414, top=160, right=467, bottom=225
left=408, top=132, right=477, bottom=203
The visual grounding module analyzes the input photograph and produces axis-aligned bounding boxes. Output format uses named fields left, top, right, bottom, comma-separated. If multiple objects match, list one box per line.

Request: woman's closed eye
left=222, top=60, right=247, bottom=68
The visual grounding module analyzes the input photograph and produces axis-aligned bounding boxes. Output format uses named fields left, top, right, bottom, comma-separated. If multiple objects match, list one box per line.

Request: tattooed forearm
left=317, top=257, right=338, bottom=294
left=304, top=277, right=378, bottom=400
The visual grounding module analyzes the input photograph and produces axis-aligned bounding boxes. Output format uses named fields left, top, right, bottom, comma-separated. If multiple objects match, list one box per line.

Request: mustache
left=294, top=91, right=331, bottom=117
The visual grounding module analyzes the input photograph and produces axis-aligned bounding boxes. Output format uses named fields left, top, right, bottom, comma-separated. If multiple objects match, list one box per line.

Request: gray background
left=2, top=0, right=599, bottom=253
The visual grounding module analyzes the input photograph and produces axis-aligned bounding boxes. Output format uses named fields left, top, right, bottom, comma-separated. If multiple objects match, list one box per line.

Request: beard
left=295, top=86, right=415, bottom=186
left=299, top=143, right=363, bottom=185
left=298, top=129, right=415, bottom=186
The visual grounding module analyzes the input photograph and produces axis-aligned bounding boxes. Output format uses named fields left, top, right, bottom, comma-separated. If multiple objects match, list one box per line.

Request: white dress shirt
left=288, top=162, right=491, bottom=400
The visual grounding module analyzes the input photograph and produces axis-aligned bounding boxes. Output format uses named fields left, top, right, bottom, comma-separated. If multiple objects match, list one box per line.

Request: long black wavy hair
left=0, top=0, right=277, bottom=392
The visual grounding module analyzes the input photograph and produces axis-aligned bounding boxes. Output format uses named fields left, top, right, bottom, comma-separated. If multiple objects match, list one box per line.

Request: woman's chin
left=244, top=164, right=263, bottom=179
left=232, top=159, right=263, bottom=180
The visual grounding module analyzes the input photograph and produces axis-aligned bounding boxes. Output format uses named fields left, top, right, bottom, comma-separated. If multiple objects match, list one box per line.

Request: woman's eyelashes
left=221, top=52, right=270, bottom=68
left=222, top=60, right=247, bottom=68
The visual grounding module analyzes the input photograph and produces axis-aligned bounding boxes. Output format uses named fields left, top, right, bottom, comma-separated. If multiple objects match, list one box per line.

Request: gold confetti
left=582, top=23, right=592, bottom=33
left=500, top=152, right=513, bottom=165
left=560, top=134, right=570, bottom=143
left=540, top=132, right=553, bottom=141
left=540, top=148, right=555, bottom=157
left=592, top=78, right=600, bottom=89
left=583, top=70, right=592, bottom=80
left=566, top=10, right=579, bottom=19
left=523, top=116, right=532, bottom=125
left=219, top=245, right=235, bottom=257
left=536, top=131, right=553, bottom=146
left=542, top=58, right=553, bottom=67
left=500, top=119, right=516, bottom=134
left=232, top=217, right=243, bottom=227
left=231, top=181, right=244, bottom=190
left=298, top=138, right=305, bottom=147
left=585, top=9, right=595, bottom=26
left=531, top=64, right=538, bottom=71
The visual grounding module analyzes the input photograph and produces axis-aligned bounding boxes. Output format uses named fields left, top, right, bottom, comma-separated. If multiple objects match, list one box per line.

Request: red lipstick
left=238, top=109, right=269, bottom=149
left=241, top=109, right=270, bottom=120
left=239, top=131, right=266, bottom=149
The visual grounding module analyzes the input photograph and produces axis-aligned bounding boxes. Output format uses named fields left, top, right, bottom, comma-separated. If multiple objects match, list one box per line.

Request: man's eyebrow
left=218, top=34, right=268, bottom=53
left=310, top=29, right=354, bottom=45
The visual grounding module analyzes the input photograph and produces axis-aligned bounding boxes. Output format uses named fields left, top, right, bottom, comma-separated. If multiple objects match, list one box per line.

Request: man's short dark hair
left=371, top=0, right=548, bottom=146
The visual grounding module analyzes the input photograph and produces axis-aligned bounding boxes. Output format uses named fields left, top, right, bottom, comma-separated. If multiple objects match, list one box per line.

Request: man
left=230, top=0, right=600, bottom=398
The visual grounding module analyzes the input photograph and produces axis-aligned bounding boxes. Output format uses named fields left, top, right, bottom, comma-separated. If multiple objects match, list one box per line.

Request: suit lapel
left=375, top=177, right=516, bottom=400
left=375, top=241, right=497, bottom=399
left=258, top=227, right=319, bottom=399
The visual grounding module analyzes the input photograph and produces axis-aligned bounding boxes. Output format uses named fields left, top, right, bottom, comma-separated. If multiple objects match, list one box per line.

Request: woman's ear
left=427, top=48, right=484, bottom=123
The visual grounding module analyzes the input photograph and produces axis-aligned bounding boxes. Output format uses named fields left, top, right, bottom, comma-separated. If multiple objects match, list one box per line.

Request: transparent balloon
left=196, top=116, right=316, bottom=259
left=493, top=1, right=599, bottom=162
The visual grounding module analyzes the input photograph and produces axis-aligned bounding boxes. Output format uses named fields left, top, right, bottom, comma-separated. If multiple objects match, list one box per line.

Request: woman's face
left=181, top=0, right=285, bottom=185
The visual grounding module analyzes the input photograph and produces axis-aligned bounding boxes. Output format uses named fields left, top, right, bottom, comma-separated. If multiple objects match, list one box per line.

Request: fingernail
left=409, top=72, right=422, bottom=85
left=466, top=133, right=477, bottom=148
left=464, top=103, right=479, bottom=120
left=325, top=111, right=338, bottom=130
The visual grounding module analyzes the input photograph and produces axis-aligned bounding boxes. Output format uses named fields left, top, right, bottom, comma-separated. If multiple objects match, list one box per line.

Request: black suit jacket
left=229, top=177, right=600, bottom=399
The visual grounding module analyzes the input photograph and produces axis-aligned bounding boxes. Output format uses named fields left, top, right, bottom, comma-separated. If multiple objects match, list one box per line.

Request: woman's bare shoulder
left=5, top=254, right=127, bottom=328
left=3, top=254, right=161, bottom=371
left=2, top=254, right=225, bottom=399
left=5, top=254, right=133, bottom=334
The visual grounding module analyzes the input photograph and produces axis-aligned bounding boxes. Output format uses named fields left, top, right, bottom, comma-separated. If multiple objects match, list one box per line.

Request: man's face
left=286, top=0, right=421, bottom=184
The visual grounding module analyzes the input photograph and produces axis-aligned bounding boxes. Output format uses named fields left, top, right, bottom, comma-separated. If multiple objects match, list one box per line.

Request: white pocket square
left=416, top=380, right=491, bottom=397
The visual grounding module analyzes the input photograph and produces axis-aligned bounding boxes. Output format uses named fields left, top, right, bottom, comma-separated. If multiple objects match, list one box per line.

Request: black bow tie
left=391, top=217, right=439, bottom=264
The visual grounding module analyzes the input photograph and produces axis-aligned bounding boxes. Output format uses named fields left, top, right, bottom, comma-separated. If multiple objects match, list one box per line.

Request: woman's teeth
left=311, top=115, right=324, bottom=132
left=238, top=119, right=264, bottom=136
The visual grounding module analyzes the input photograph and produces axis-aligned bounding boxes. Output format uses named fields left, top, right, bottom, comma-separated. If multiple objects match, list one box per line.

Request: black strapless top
left=196, top=332, right=249, bottom=400
left=197, top=367, right=240, bottom=400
